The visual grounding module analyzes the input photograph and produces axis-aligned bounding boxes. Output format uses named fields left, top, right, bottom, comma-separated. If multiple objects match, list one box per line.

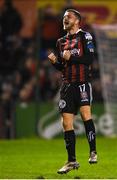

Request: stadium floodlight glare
left=93, top=24, right=117, bottom=136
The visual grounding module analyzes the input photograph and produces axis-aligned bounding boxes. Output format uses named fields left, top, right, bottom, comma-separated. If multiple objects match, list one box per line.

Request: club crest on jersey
left=59, top=99, right=66, bottom=109
left=85, top=33, right=92, bottom=40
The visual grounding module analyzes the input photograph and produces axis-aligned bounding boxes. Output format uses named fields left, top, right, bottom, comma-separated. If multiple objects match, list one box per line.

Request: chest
left=60, top=36, right=83, bottom=56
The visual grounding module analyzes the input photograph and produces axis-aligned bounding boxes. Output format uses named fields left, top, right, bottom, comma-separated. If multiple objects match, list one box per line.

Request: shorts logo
left=81, top=91, right=88, bottom=102
left=59, top=99, right=66, bottom=109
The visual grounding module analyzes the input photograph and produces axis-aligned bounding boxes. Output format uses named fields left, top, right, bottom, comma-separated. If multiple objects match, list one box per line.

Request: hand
left=48, top=53, right=57, bottom=64
left=63, top=50, right=71, bottom=61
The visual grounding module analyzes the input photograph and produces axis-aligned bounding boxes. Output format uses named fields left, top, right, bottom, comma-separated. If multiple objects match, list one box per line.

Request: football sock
left=84, top=119, right=96, bottom=153
left=64, top=130, right=76, bottom=162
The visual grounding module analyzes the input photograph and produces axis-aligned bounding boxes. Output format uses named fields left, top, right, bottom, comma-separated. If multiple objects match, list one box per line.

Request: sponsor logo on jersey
left=70, top=48, right=80, bottom=55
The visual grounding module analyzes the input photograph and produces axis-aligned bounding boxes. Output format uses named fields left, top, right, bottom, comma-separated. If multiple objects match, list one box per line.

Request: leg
left=80, top=105, right=97, bottom=163
left=62, top=113, right=76, bottom=162
left=57, top=83, right=80, bottom=174
left=57, top=113, right=80, bottom=174
left=62, top=112, right=74, bottom=131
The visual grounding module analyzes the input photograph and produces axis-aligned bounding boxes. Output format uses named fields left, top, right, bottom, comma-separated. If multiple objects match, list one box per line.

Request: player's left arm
left=63, top=32, right=95, bottom=65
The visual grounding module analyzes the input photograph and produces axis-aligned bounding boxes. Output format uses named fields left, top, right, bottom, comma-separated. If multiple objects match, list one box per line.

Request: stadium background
left=0, top=0, right=117, bottom=179
left=0, top=0, right=116, bottom=139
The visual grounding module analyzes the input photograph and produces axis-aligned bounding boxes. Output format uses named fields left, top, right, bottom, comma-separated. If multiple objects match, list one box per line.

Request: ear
left=75, top=19, right=79, bottom=25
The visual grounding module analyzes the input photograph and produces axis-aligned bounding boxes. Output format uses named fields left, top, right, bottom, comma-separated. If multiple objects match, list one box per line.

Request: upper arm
left=83, top=32, right=95, bottom=54
left=56, top=40, right=62, bottom=61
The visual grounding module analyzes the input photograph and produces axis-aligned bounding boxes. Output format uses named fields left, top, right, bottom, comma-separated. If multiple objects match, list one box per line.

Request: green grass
left=0, top=137, right=117, bottom=179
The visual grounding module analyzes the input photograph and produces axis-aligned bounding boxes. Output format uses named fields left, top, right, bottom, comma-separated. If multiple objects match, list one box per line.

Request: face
left=63, top=11, right=79, bottom=31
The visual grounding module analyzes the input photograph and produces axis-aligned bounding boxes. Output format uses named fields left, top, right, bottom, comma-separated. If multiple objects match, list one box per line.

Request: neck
left=68, top=26, right=80, bottom=35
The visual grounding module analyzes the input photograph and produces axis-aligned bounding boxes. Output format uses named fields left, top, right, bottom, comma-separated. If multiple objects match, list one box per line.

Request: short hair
left=65, top=9, right=81, bottom=22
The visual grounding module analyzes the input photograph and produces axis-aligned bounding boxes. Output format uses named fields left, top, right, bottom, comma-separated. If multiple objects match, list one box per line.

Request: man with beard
left=48, top=9, right=97, bottom=174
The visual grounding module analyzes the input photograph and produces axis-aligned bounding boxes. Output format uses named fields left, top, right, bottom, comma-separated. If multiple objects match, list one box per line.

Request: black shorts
left=59, top=82, right=93, bottom=115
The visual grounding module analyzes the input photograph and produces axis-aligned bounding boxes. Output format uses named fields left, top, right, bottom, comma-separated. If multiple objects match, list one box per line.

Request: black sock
left=84, top=119, right=96, bottom=153
left=64, top=130, right=76, bottom=162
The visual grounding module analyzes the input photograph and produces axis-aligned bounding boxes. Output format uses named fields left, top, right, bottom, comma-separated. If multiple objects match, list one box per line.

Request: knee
left=81, top=112, right=91, bottom=121
left=62, top=120, right=71, bottom=130
left=80, top=106, right=92, bottom=121
left=61, top=114, right=74, bottom=131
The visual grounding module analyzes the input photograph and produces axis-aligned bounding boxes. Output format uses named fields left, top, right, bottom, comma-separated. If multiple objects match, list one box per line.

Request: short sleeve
left=84, top=32, right=95, bottom=53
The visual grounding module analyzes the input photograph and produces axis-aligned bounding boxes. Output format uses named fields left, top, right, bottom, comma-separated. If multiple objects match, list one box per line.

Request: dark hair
left=65, top=9, right=81, bottom=22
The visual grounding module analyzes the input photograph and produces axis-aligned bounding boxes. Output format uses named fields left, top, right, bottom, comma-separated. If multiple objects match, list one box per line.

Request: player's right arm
left=48, top=52, right=57, bottom=64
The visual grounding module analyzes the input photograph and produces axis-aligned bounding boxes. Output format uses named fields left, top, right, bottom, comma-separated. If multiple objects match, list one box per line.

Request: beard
left=63, top=21, right=74, bottom=31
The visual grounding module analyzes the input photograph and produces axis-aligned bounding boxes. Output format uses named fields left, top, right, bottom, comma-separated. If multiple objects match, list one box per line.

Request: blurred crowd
left=0, top=0, right=103, bottom=138
left=0, top=0, right=36, bottom=138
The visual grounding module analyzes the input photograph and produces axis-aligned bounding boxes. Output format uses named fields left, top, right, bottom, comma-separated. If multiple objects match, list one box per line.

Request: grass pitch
left=0, top=137, right=117, bottom=179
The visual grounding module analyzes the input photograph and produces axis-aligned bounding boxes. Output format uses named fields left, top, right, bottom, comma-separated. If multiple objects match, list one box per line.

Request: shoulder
left=79, top=30, right=94, bottom=52
left=57, top=35, right=67, bottom=42
left=56, top=35, right=67, bottom=47
left=79, top=30, right=93, bottom=40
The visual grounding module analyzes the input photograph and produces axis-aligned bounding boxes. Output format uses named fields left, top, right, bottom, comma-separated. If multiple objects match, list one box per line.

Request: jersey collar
left=67, top=28, right=82, bottom=37
left=75, top=28, right=82, bottom=34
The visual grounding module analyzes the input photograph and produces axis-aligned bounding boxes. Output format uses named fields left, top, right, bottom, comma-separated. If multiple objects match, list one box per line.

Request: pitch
left=0, top=137, right=117, bottom=179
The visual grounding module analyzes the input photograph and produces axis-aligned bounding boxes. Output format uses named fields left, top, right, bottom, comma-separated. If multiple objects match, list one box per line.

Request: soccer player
left=48, top=9, right=97, bottom=174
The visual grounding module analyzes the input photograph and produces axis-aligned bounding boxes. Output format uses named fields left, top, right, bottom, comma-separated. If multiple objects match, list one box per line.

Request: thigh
left=59, top=83, right=78, bottom=115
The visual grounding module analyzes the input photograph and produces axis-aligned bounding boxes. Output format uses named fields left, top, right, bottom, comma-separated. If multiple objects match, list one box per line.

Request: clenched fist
left=63, top=50, right=71, bottom=61
left=48, top=53, right=57, bottom=64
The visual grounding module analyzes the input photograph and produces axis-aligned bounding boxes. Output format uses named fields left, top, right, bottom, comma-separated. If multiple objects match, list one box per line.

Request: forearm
left=52, top=61, right=65, bottom=71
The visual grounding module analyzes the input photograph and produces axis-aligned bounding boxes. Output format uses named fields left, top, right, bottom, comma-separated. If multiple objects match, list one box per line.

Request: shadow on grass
left=74, top=176, right=81, bottom=179
left=37, top=176, right=45, bottom=179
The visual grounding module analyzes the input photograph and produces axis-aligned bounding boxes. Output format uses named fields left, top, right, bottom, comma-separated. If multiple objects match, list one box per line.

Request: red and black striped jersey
left=53, top=29, right=94, bottom=83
